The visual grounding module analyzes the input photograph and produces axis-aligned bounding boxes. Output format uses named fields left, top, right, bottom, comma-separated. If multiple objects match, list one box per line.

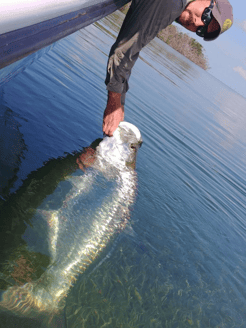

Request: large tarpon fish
left=0, top=121, right=142, bottom=326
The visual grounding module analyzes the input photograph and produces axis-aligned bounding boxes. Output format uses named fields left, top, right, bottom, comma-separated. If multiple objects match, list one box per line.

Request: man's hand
left=103, top=91, right=124, bottom=136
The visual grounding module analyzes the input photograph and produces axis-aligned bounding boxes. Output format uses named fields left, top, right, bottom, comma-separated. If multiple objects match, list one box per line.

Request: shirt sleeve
left=105, top=0, right=185, bottom=104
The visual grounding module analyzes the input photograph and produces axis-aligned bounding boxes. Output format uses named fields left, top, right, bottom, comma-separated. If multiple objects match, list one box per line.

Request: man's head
left=177, top=0, right=233, bottom=41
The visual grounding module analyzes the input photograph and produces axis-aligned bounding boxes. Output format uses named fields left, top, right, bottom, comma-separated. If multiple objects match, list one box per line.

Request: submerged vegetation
left=65, top=236, right=235, bottom=328
left=120, top=3, right=208, bottom=70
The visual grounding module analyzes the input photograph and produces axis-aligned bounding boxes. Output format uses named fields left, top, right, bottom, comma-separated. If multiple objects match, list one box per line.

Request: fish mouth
left=118, top=122, right=142, bottom=143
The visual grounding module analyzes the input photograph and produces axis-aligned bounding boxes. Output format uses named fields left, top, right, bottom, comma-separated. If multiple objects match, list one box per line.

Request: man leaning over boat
left=102, top=0, right=233, bottom=136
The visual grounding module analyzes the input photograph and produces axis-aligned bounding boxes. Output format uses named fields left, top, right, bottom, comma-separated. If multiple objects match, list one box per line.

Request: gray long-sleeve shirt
left=105, top=0, right=188, bottom=104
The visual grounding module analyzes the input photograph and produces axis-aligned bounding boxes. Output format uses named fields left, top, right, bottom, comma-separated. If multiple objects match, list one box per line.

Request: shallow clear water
left=1, top=10, right=246, bottom=328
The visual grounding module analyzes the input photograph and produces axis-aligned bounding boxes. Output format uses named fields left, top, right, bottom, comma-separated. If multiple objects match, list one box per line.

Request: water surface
left=1, top=10, right=246, bottom=328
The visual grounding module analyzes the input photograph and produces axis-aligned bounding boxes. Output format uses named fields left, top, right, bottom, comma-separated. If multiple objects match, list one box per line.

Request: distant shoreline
left=120, top=3, right=208, bottom=70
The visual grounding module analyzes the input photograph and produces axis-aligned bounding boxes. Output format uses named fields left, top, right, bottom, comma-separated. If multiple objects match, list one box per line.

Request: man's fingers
left=103, top=121, right=117, bottom=136
left=103, top=105, right=124, bottom=136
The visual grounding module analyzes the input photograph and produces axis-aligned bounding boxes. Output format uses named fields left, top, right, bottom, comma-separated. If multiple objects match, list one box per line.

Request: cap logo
left=221, top=19, right=232, bottom=33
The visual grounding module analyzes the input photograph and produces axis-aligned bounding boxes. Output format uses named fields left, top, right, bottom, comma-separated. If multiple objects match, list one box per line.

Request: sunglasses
left=196, top=0, right=215, bottom=37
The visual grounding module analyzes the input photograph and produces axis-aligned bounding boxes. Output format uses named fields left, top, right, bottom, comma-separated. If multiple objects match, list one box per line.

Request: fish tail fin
left=0, top=284, right=36, bottom=317
left=0, top=284, right=66, bottom=327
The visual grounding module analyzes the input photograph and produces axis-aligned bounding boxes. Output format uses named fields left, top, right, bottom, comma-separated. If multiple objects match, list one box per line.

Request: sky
left=174, top=0, right=246, bottom=99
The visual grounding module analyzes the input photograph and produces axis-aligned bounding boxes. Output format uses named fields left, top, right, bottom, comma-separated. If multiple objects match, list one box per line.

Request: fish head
left=97, top=122, right=142, bottom=170
left=116, top=122, right=143, bottom=169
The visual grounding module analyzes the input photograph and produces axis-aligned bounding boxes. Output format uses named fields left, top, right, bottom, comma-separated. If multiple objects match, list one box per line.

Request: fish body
left=0, top=122, right=142, bottom=321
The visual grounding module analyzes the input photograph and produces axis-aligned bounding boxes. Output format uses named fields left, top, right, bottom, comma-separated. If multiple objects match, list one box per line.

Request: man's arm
left=103, top=91, right=124, bottom=136
left=103, top=0, right=185, bottom=136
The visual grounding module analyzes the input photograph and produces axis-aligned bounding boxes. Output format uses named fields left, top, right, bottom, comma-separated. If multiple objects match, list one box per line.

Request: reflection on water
left=0, top=104, right=27, bottom=201
left=143, top=37, right=196, bottom=82
left=0, top=45, right=53, bottom=87
left=0, top=9, right=246, bottom=328
left=214, top=89, right=246, bottom=150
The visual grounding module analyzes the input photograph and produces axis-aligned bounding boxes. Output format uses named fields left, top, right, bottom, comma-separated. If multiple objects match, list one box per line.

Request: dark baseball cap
left=204, top=0, right=233, bottom=41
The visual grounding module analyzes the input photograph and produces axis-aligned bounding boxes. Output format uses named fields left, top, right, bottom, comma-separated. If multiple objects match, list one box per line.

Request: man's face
left=178, top=0, right=220, bottom=35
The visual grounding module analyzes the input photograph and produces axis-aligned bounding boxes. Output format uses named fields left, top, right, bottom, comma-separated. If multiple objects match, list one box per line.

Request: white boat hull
left=0, top=0, right=129, bottom=69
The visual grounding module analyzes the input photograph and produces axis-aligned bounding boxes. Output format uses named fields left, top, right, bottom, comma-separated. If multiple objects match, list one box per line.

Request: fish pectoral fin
left=36, top=209, right=60, bottom=230
left=65, top=173, right=95, bottom=193
left=123, top=223, right=137, bottom=238
left=36, top=209, right=59, bottom=221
